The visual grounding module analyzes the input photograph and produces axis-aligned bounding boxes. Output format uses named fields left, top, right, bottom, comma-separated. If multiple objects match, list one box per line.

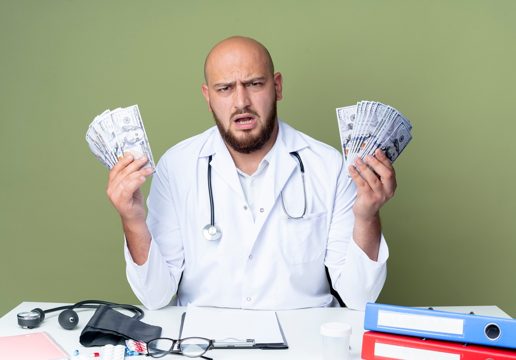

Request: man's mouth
left=233, top=114, right=257, bottom=129
left=235, top=116, right=254, bottom=124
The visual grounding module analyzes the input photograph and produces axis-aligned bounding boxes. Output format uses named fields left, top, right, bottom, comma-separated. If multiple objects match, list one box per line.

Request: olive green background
left=1, top=0, right=515, bottom=317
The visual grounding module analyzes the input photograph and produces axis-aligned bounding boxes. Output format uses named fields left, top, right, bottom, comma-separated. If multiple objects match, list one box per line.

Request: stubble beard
left=213, top=102, right=278, bottom=154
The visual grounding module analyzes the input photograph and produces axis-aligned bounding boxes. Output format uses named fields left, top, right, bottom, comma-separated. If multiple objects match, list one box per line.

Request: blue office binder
left=364, top=303, right=516, bottom=349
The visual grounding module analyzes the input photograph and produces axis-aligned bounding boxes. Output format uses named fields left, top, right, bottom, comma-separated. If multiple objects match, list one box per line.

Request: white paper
left=181, top=305, right=285, bottom=346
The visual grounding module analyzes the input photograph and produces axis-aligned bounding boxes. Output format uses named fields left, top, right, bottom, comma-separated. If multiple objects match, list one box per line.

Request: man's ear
left=201, top=83, right=212, bottom=112
left=274, top=72, right=283, bottom=101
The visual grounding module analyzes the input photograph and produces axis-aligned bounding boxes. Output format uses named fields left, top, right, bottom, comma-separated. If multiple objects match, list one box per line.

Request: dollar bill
left=377, top=122, right=412, bottom=162
left=358, top=104, right=397, bottom=160
left=110, top=106, right=155, bottom=168
left=336, top=100, right=413, bottom=172
left=336, top=105, right=357, bottom=161
left=85, top=104, right=155, bottom=170
left=353, top=101, right=391, bottom=163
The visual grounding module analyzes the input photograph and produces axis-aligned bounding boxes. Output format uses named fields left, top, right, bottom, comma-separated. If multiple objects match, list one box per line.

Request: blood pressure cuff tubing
left=80, top=305, right=162, bottom=347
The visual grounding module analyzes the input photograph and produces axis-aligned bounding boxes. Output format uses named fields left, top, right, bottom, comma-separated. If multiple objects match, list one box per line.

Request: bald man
left=107, top=36, right=395, bottom=311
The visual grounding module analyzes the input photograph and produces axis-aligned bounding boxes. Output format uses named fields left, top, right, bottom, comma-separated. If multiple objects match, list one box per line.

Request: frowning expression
left=202, top=38, right=283, bottom=154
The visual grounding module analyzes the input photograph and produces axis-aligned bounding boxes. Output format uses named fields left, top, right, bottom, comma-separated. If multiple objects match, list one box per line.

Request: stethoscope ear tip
left=202, top=224, right=222, bottom=241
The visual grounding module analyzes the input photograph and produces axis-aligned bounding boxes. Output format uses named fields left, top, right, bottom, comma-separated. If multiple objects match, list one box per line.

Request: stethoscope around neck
left=202, top=151, right=307, bottom=241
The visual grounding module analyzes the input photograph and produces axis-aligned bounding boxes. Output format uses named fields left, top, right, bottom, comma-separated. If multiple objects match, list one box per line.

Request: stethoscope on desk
left=202, top=151, right=307, bottom=241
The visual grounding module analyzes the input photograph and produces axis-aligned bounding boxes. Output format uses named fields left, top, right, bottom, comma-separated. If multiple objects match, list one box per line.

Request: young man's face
left=202, top=40, right=283, bottom=154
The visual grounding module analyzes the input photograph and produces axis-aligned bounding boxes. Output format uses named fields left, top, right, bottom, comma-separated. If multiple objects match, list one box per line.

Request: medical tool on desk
left=16, top=300, right=143, bottom=330
left=17, top=301, right=162, bottom=347
left=202, top=151, right=307, bottom=241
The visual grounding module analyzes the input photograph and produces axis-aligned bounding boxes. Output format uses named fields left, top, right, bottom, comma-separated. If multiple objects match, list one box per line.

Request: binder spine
left=364, top=303, right=516, bottom=349
left=362, top=331, right=516, bottom=360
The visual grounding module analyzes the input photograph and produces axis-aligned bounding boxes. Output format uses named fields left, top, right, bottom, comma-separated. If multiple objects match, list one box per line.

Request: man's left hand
left=348, top=148, right=397, bottom=221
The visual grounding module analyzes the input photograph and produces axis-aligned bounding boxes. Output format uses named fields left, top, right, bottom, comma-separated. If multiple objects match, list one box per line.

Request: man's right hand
left=106, top=153, right=154, bottom=265
left=107, top=153, right=153, bottom=222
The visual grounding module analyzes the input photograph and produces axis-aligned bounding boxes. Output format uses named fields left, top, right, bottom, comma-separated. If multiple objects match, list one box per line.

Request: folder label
left=378, top=310, right=464, bottom=335
left=374, top=343, right=461, bottom=360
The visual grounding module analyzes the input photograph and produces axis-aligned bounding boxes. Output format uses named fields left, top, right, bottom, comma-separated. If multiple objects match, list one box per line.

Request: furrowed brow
left=242, top=76, right=266, bottom=85
left=213, top=80, right=235, bottom=88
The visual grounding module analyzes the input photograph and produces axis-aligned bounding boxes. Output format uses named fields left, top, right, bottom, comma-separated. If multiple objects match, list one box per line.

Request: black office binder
left=178, top=308, right=288, bottom=350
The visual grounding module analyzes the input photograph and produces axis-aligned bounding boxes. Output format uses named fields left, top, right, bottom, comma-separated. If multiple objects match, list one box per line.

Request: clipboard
left=178, top=306, right=288, bottom=349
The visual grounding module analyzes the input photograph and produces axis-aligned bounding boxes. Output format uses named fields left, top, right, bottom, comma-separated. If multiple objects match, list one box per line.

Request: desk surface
left=0, top=302, right=510, bottom=359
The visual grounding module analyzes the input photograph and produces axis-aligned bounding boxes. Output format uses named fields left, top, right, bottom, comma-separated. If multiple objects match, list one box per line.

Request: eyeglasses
left=145, top=337, right=214, bottom=359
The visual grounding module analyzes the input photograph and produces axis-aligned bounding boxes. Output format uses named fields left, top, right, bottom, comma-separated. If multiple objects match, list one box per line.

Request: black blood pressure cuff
left=80, top=305, right=162, bottom=347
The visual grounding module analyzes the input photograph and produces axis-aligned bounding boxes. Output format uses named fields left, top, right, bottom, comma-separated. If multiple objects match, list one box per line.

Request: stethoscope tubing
left=42, top=300, right=144, bottom=319
left=281, top=151, right=306, bottom=219
left=207, top=155, right=215, bottom=226
left=203, top=151, right=306, bottom=240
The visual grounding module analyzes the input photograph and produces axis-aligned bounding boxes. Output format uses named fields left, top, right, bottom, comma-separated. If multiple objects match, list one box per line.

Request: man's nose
left=234, top=84, right=251, bottom=110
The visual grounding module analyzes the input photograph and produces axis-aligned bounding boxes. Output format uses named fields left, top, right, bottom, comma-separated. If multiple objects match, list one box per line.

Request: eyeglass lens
left=148, top=338, right=174, bottom=358
left=148, top=337, right=210, bottom=358
left=180, top=338, right=211, bottom=357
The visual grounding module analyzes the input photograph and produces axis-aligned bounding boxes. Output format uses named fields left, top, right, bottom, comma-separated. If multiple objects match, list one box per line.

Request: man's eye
left=217, top=86, right=230, bottom=92
left=249, top=81, right=263, bottom=87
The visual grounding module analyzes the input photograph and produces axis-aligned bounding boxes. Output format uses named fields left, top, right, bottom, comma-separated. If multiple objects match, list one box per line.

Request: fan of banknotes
left=336, top=100, right=412, bottom=170
left=86, top=104, right=155, bottom=169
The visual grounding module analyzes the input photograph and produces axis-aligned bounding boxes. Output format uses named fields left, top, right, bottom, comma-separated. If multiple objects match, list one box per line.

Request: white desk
left=0, top=302, right=510, bottom=359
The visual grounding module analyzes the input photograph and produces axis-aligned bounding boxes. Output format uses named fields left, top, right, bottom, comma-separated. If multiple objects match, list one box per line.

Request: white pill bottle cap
left=320, top=322, right=352, bottom=337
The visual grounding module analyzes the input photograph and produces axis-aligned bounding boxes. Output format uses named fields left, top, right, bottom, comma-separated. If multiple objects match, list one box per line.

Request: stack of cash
left=86, top=104, right=155, bottom=170
left=336, top=101, right=412, bottom=169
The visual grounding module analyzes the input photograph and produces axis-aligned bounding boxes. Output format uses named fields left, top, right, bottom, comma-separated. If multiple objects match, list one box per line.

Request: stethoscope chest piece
left=203, top=223, right=222, bottom=241
left=17, top=310, right=43, bottom=328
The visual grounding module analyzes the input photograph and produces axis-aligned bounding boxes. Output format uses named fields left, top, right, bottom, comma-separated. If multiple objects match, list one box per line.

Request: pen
left=214, top=338, right=256, bottom=347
